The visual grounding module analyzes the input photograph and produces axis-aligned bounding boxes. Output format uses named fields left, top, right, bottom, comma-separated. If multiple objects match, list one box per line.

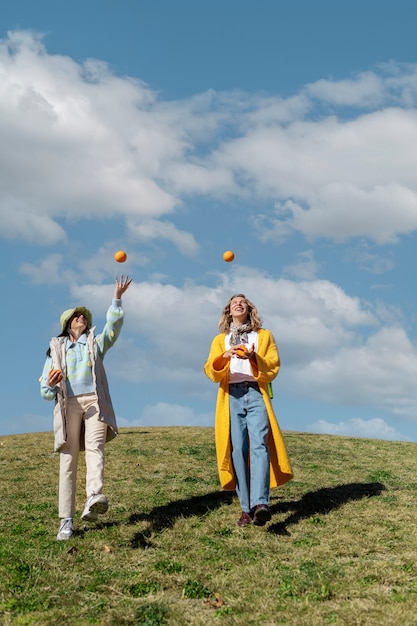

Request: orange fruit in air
left=223, top=250, right=234, bottom=262
left=114, top=250, right=127, bottom=263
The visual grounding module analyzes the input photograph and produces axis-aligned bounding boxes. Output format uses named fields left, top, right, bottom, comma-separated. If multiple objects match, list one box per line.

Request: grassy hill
left=1, top=426, right=417, bottom=625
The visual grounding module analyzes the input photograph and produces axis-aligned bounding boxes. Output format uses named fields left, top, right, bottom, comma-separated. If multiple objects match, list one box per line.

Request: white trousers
left=58, top=393, right=107, bottom=518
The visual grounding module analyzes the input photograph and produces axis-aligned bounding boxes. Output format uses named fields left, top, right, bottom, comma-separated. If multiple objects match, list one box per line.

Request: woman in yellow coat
left=204, top=294, right=293, bottom=527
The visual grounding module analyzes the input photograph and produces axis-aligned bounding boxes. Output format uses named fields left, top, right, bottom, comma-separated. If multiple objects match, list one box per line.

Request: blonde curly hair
left=218, top=294, right=263, bottom=333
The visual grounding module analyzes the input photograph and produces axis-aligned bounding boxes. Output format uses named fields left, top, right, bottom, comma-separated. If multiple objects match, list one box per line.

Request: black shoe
left=253, top=504, right=271, bottom=526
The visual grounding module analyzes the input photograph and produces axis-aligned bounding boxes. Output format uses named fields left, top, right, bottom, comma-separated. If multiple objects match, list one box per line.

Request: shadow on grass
left=128, top=491, right=234, bottom=549
left=268, top=481, right=385, bottom=535
left=119, top=430, right=151, bottom=435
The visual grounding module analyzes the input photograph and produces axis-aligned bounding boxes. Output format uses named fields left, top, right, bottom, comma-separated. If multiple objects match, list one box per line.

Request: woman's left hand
left=114, top=275, right=133, bottom=299
left=235, top=343, right=256, bottom=361
left=239, top=343, right=256, bottom=361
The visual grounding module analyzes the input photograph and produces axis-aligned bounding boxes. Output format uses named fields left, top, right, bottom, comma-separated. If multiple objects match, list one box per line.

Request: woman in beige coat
left=40, top=275, right=132, bottom=540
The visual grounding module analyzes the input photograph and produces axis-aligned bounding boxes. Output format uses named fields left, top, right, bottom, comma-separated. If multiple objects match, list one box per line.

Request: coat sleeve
left=95, top=299, right=125, bottom=358
left=39, top=356, right=57, bottom=400
left=203, top=334, right=229, bottom=383
left=204, top=334, right=236, bottom=489
left=251, top=329, right=280, bottom=384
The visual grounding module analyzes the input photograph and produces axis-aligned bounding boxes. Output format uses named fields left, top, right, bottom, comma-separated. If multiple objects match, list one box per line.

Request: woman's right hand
left=48, top=369, right=63, bottom=387
left=222, top=345, right=246, bottom=360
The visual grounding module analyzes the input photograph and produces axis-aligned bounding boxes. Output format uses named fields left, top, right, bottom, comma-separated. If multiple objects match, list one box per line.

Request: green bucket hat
left=60, top=307, right=93, bottom=332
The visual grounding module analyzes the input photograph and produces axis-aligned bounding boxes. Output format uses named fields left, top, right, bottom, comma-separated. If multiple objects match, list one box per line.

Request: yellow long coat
left=204, top=328, right=293, bottom=490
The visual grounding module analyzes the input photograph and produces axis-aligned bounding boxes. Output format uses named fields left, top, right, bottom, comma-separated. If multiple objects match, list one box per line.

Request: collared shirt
left=63, top=333, right=94, bottom=396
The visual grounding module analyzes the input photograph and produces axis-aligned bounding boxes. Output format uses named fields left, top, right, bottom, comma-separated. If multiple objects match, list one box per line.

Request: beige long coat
left=48, top=329, right=118, bottom=452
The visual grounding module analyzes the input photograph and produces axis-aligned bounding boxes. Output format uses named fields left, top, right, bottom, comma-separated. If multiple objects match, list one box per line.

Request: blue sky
left=2, top=0, right=417, bottom=442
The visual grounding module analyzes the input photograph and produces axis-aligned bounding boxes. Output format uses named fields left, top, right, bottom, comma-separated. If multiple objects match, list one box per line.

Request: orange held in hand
left=114, top=250, right=127, bottom=263
left=50, top=369, right=63, bottom=383
left=223, top=250, right=234, bottom=262
left=235, top=344, right=248, bottom=357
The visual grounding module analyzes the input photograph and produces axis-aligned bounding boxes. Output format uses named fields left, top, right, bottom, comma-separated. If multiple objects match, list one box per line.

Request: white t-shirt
left=226, top=330, right=259, bottom=383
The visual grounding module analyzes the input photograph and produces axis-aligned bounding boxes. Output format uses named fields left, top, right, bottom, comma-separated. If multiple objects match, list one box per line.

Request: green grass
left=1, top=427, right=417, bottom=625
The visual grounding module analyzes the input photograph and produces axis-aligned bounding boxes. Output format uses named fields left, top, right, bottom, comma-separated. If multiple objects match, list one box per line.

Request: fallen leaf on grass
left=67, top=546, right=78, bottom=555
left=203, top=594, right=225, bottom=609
left=103, top=545, right=112, bottom=553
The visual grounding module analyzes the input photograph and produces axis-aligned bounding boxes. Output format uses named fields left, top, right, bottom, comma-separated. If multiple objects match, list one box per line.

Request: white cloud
left=20, top=253, right=65, bottom=284
left=7, top=263, right=417, bottom=442
left=4, top=31, right=417, bottom=441
left=47, top=267, right=415, bottom=426
left=126, top=218, right=200, bottom=256
left=288, top=181, right=417, bottom=244
left=218, top=108, right=417, bottom=244
left=306, top=63, right=417, bottom=108
left=118, top=402, right=213, bottom=427
left=344, top=241, right=396, bottom=275
left=283, top=249, right=321, bottom=280
left=1, top=413, right=52, bottom=436
left=3, top=31, right=417, bottom=251
left=288, top=326, right=417, bottom=418
left=0, top=30, right=178, bottom=241
left=306, top=71, right=385, bottom=107
left=0, top=203, right=67, bottom=244
left=309, top=417, right=412, bottom=442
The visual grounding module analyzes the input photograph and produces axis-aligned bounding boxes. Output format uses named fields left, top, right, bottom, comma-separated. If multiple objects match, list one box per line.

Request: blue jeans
left=229, top=383, right=270, bottom=513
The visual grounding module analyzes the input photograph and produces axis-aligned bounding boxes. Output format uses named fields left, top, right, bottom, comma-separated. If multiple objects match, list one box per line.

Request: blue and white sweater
left=40, top=299, right=125, bottom=451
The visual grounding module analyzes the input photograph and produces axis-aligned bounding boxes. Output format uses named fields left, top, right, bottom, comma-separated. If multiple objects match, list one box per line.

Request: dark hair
left=45, top=312, right=90, bottom=357
left=46, top=331, right=68, bottom=358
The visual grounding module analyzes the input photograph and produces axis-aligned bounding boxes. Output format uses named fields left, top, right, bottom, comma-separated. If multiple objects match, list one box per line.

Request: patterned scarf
left=229, top=322, right=252, bottom=346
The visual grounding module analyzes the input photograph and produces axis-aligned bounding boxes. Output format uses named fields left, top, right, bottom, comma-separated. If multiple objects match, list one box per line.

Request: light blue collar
left=65, top=333, right=87, bottom=349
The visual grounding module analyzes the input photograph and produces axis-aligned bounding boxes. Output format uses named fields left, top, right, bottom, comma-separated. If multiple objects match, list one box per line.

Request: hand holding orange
left=235, top=344, right=248, bottom=358
left=49, top=369, right=63, bottom=385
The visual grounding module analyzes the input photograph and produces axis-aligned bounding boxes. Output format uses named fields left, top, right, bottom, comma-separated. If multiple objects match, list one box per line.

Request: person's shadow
left=127, top=490, right=234, bottom=548
left=126, top=481, right=385, bottom=547
left=267, top=481, right=385, bottom=535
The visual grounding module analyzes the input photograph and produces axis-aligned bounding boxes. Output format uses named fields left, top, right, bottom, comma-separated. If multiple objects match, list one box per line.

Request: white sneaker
left=81, top=494, right=109, bottom=521
left=57, top=518, right=74, bottom=541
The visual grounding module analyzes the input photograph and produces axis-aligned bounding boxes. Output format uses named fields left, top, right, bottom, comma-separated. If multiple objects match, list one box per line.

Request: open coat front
left=204, top=328, right=293, bottom=491
left=48, top=329, right=118, bottom=452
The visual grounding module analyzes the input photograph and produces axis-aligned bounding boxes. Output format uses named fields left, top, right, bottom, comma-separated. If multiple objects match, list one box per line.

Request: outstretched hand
left=114, top=275, right=133, bottom=299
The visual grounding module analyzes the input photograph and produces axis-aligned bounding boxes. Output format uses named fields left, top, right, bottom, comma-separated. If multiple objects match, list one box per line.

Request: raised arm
left=114, top=275, right=133, bottom=299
